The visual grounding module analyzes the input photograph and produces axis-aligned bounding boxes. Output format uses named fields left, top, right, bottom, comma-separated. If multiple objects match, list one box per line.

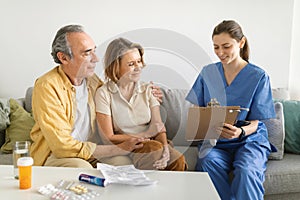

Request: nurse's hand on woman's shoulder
left=150, top=81, right=163, bottom=103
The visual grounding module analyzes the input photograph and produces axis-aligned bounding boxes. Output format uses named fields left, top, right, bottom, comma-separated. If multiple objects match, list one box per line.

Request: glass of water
left=13, top=141, right=31, bottom=179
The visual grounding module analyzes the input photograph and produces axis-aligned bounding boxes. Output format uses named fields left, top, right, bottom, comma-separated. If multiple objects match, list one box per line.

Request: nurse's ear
left=239, top=36, right=246, bottom=49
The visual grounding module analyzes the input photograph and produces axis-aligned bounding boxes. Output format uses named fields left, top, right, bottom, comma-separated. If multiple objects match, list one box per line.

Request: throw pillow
left=25, top=87, right=33, bottom=113
left=0, top=98, right=10, bottom=131
left=0, top=130, right=5, bottom=148
left=275, top=99, right=300, bottom=154
left=0, top=98, right=34, bottom=153
left=272, top=88, right=290, bottom=100
left=262, top=102, right=285, bottom=160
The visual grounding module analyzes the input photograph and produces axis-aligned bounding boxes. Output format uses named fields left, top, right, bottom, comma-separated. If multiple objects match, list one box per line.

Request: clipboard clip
left=228, top=107, right=250, bottom=113
left=207, top=98, right=220, bottom=107
left=207, top=98, right=249, bottom=112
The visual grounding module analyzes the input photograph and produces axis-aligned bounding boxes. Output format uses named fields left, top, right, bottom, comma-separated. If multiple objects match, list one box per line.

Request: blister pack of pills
left=38, top=180, right=101, bottom=200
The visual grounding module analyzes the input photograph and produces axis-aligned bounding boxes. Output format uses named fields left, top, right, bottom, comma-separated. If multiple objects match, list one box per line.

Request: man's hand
left=150, top=81, right=163, bottom=103
left=117, top=137, right=146, bottom=153
left=93, top=137, right=148, bottom=159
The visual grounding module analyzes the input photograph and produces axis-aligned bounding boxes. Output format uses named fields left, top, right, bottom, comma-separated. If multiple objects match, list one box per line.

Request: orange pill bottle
left=17, top=157, right=33, bottom=189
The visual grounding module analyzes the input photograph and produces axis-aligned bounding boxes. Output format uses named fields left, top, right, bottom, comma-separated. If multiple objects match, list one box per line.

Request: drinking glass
left=13, top=141, right=31, bottom=179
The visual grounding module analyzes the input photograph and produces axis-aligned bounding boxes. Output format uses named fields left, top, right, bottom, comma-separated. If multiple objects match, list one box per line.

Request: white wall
left=0, top=0, right=296, bottom=98
left=290, top=0, right=300, bottom=100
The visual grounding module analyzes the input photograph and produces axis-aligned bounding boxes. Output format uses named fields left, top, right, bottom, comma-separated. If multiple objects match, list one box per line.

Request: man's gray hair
left=51, top=25, right=84, bottom=64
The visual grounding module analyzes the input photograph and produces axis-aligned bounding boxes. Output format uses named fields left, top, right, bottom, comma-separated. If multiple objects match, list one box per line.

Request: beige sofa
left=1, top=87, right=300, bottom=199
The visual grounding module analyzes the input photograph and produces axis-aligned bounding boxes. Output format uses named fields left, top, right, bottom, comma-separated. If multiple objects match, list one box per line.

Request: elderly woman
left=95, top=37, right=186, bottom=171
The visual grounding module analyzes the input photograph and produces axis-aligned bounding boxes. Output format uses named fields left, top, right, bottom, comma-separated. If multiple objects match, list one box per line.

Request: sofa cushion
left=264, top=153, right=300, bottom=195
left=274, top=100, right=300, bottom=154
left=0, top=99, right=34, bottom=153
left=25, top=87, right=33, bottom=113
left=160, top=87, right=194, bottom=146
left=175, top=146, right=198, bottom=170
left=272, top=88, right=290, bottom=100
left=262, top=102, right=285, bottom=160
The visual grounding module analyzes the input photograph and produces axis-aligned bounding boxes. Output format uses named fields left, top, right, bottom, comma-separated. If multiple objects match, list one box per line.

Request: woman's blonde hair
left=104, top=37, right=145, bottom=83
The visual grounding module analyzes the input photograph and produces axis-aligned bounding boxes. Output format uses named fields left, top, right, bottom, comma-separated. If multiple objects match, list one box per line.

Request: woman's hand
left=217, top=123, right=242, bottom=139
left=153, top=145, right=170, bottom=170
left=217, top=120, right=258, bottom=139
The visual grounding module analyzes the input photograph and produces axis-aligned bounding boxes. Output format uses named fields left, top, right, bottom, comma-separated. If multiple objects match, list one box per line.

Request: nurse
left=186, top=20, right=276, bottom=200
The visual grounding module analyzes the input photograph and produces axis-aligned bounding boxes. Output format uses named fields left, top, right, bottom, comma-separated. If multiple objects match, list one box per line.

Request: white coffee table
left=0, top=165, right=220, bottom=200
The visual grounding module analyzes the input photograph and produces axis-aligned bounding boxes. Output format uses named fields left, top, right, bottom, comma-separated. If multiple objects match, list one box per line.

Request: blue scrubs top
left=186, top=62, right=276, bottom=150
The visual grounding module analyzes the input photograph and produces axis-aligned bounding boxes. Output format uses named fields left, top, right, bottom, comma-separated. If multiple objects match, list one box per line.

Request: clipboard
left=185, top=106, right=241, bottom=141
